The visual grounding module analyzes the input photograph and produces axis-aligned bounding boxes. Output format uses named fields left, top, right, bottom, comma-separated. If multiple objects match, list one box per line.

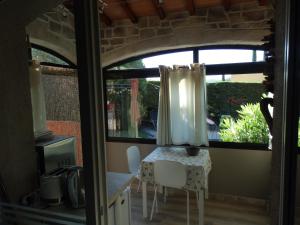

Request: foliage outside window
left=31, top=48, right=68, bottom=65
left=219, top=103, right=269, bottom=143
left=106, top=77, right=159, bottom=139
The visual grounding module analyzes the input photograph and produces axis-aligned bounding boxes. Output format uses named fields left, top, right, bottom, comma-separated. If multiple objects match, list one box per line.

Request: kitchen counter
left=107, top=172, right=134, bottom=206
left=48, top=171, right=134, bottom=217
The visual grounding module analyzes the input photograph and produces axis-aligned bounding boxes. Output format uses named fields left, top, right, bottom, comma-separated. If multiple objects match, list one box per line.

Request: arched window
left=30, top=43, right=76, bottom=68
left=103, top=45, right=268, bottom=150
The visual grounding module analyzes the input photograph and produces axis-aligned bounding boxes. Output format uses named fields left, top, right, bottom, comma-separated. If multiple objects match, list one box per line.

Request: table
left=140, top=147, right=211, bottom=225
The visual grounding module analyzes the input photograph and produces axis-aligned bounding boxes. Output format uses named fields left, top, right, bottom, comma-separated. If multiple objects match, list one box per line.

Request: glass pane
left=32, top=48, right=69, bottom=65
left=199, top=49, right=265, bottom=65
left=106, top=78, right=160, bottom=139
left=207, top=73, right=269, bottom=144
left=113, top=51, right=193, bottom=69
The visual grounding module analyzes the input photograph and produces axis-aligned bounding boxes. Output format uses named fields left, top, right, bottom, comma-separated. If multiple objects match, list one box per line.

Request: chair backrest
left=127, top=146, right=141, bottom=175
left=153, top=160, right=186, bottom=189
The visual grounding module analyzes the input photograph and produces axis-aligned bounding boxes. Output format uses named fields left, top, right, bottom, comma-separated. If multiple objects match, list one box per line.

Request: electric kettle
left=66, top=166, right=85, bottom=208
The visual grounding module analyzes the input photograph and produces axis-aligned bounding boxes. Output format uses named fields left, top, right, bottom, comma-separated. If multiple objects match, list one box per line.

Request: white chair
left=150, top=160, right=190, bottom=225
left=126, top=146, right=141, bottom=192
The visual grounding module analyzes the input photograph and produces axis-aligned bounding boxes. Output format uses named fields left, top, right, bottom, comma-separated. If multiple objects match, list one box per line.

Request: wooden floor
left=130, top=182, right=270, bottom=225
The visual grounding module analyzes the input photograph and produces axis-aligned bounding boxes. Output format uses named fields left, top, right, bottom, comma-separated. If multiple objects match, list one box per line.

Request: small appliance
left=39, top=166, right=85, bottom=208
left=40, top=169, right=64, bottom=206
left=35, top=135, right=76, bottom=176
left=66, top=166, right=85, bottom=208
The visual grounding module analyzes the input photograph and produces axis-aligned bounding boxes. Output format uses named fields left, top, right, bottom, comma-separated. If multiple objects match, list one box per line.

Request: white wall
left=106, top=142, right=272, bottom=199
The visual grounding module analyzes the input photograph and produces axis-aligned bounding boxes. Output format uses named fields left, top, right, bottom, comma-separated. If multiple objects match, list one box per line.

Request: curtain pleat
left=157, top=66, right=172, bottom=145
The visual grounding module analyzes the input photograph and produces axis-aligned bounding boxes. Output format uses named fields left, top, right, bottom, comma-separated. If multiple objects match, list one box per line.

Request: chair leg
left=137, top=179, right=141, bottom=192
left=163, top=187, right=168, bottom=203
left=187, top=191, right=190, bottom=225
left=150, top=185, right=158, bottom=221
left=155, top=190, right=159, bottom=213
left=196, top=191, right=199, bottom=209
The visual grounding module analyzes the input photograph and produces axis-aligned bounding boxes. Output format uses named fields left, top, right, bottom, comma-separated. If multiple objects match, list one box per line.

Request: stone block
left=241, top=1, right=260, bottom=11
left=105, top=29, right=112, bottom=38
left=149, top=16, right=160, bottom=27
left=243, top=10, right=265, bottom=21
left=189, top=16, right=206, bottom=25
left=171, top=19, right=190, bottom=28
left=157, top=28, right=173, bottom=36
left=46, top=12, right=59, bottom=22
left=196, top=8, right=208, bottom=17
left=207, top=6, right=227, bottom=23
left=231, top=23, right=249, bottom=29
left=38, top=15, right=49, bottom=22
left=167, top=11, right=189, bottom=20
left=101, top=39, right=109, bottom=45
left=127, top=27, right=139, bottom=36
left=126, top=36, right=139, bottom=44
left=206, top=23, right=218, bottom=29
left=138, top=17, right=148, bottom=28
left=229, top=12, right=244, bottom=24
left=229, top=3, right=241, bottom=12
left=110, top=38, right=125, bottom=45
left=219, top=22, right=231, bottom=28
left=160, top=21, right=170, bottom=27
left=62, top=26, right=75, bottom=39
left=140, top=28, right=155, bottom=39
left=106, top=46, right=114, bottom=52
left=113, top=27, right=127, bottom=37
left=113, top=19, right=132, bottom=27
left=49, top=21, right=61, bottom=33
left=265, top=9, right=275, bottom=20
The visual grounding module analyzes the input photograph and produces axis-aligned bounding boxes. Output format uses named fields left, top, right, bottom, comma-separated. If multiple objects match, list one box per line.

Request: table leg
left=142, top=181, right=147, bottom=218
left=197, top=190, right=204, bottom=225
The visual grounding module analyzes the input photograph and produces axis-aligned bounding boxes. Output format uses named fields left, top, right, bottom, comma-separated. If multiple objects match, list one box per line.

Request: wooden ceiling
left=64, top=0, right=269, bottom=26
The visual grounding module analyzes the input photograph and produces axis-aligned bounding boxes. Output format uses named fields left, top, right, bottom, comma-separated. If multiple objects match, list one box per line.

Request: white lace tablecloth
left=141, top=147, right=212, bottom=193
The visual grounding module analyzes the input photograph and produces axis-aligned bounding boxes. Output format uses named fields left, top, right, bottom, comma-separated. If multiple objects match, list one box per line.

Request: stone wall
left=100, top=1, right=274, bottom=66
left=26, top=5, right=77, bottom=64
left=27, top=1, right=274, bottom=66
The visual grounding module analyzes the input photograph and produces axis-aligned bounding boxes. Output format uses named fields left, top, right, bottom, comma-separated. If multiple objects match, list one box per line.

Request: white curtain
left=157, top=64, right=208, bottom=146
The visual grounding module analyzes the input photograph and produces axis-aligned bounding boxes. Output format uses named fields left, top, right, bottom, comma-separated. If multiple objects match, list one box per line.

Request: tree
left=219, top=103, right=269, bottom=143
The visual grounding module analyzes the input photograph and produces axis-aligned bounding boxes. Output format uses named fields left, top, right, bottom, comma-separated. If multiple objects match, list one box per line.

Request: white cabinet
left=107, top=187, right=131, bottom=225
left=108, top=203, right=115, bottom=225
left=115, top=187, right=131, bottom=225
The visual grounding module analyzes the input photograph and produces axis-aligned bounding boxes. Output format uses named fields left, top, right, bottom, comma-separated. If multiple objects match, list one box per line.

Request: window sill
left=106, top=137, right=269, bottom=151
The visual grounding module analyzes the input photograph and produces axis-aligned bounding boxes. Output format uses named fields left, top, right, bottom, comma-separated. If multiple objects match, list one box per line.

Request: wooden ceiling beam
left=222, top=0, right=231, bottom=11
left=120, top=0, right=138, bottom=23
left=186, top=0, right=195, bottom=15
left=101, top=13, right=112, bottom=26
left=151, top=0, right=166, bottom=20
left=258, top=0, right=268, bottom=5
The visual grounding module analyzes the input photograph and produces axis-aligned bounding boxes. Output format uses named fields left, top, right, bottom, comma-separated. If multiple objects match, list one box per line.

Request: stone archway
left=26, top=5, right=77, bottom=64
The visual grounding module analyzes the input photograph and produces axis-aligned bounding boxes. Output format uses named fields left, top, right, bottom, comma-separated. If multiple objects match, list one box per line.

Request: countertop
left=48, top=171, right=134, bottom=218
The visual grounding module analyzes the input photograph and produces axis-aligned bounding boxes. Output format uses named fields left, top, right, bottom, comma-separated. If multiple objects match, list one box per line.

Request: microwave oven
left=35, top=136, right=76, bottom=175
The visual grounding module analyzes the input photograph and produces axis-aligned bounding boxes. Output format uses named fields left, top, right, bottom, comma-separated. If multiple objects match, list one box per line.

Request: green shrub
left=219, top=103, right=269, bottom=144
left=207, top=82, right=265, bottom=124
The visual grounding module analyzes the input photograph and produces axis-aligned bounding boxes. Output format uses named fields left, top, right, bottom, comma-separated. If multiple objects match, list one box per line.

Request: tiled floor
left=130, top=181, right=270, bottom=225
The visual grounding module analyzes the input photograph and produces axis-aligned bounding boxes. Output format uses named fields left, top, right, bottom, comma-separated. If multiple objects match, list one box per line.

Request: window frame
left=31, top=43, right=77, bottom=69
left=103, top=45, right=269, bottom=151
